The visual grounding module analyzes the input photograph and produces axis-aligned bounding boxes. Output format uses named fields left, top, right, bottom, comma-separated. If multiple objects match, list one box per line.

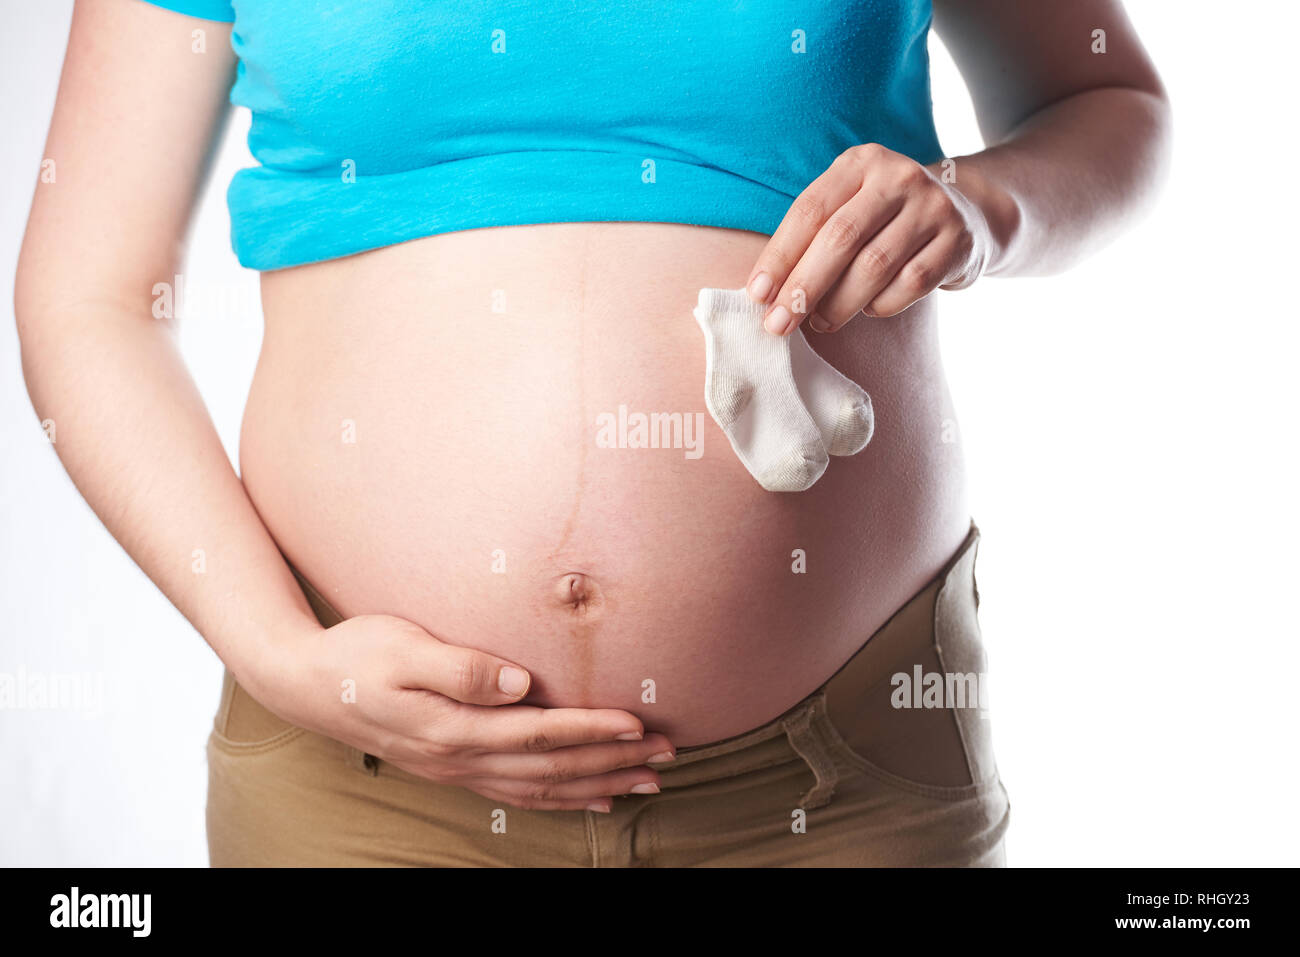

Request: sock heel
left=706, top=373, right=754, bottom=426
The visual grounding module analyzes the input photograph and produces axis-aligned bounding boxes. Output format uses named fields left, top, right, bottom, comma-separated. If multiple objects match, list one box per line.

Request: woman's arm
left=15, top=0, right=669, bottom=812
left=929, top=0, right=1172, bottom=278
left=13, top=0, right=313, bottom=682
left=745, top=0, right=1172, bottom=332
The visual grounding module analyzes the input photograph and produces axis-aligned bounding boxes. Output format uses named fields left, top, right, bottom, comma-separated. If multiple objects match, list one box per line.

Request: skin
left=753, top=0, right=1170, bottom=334
left=244, top=224, right=971, bottom=753
left=15, top=0, right=1168, bottom=814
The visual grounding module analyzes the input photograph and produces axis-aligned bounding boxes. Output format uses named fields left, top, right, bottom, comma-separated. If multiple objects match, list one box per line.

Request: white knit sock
left=788, top=324, right=875, bottom=457
left=693, top=287, right=876, bottom=490
left=692, top=287, right=829, bottom=492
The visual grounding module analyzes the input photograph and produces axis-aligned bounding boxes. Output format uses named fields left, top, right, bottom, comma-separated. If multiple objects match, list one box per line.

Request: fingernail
left=646, top=750, right=675, bottom=763
left=748, top=271, right=773, bottom=302
left=630, top=783, right=660, bottom=794
left=614, top=731, right=643, bottom=741
left=809, top=313, right=832, bottom=333
left=497, top=666, right=530, bottom=697
left=586, top=802, right=611, bottom=813
left=764, top=305, right=794, bottom=336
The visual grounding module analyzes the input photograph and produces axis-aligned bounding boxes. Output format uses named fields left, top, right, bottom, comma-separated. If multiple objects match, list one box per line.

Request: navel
left=554, top=572, right=603, bottom=618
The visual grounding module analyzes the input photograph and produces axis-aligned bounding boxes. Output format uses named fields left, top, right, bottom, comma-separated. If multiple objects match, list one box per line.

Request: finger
left=398, top=637, right=536, bottom=706
left=375, top=752, right=624, bottom=813
left=470, top=784, right=615, bottom=814
left=746, top=145, right=895, bottom=309
left=864, top=232, right=961, bottom=318
left=439, top=703, right=648, bottom=752
left=474, top=733, right=675, bottom=783
left=477, top=763, right=665, bottom=805
left=812, top=215, right=937, bottom=332
left=763, top=187, right=905, bottom=336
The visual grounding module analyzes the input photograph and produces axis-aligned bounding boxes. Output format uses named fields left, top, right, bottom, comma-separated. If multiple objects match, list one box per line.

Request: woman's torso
left=240, top=222, right=971, bottom=745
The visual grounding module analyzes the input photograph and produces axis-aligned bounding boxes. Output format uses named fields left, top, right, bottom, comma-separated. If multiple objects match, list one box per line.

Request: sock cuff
left=695, top=286, right=767, bottom=320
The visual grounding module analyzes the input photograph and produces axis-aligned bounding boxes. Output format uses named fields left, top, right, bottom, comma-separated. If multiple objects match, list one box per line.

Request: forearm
left=16, top=300, right=323, bottom=688
left=932, top=85, right=1172, bottom=278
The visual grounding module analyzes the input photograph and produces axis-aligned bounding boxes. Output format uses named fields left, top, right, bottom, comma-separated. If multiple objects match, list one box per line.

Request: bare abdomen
left=238, top=222, right=970, bottom=745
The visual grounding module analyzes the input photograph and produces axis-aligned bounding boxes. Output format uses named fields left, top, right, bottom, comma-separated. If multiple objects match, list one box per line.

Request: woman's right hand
left=249, top=614, right=675, bottom=813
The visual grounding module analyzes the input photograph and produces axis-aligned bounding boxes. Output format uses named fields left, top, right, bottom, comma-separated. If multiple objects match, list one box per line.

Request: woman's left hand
left=746, top=143, right=994, bottom=335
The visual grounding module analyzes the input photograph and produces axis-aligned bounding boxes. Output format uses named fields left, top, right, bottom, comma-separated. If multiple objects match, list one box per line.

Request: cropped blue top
left=140, top=1, right=945, bottom=271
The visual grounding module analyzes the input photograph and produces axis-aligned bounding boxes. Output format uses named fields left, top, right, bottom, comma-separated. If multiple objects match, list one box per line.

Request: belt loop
left=345, top=745, right=379, bottom=776
left=780, top=693, right=839, bottom=810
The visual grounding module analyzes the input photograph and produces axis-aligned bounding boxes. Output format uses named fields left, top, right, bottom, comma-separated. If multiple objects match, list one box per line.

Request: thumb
left=410, top=638, right=532, bottom=706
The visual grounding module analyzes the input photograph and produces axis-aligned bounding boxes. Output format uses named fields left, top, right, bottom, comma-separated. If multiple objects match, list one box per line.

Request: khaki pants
left=207, top=523, right=1009, bottom=866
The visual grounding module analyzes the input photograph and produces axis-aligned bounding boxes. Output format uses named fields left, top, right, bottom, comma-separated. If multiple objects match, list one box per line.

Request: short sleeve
left=135, top=0, right=235, bottom=22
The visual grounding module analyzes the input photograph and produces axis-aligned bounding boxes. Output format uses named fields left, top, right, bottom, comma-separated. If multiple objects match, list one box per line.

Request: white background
left=2, top=1, right=1297, bottom=866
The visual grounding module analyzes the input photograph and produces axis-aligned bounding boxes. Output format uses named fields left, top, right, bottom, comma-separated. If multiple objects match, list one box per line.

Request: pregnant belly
left=240, top=222, right=971, bottom=745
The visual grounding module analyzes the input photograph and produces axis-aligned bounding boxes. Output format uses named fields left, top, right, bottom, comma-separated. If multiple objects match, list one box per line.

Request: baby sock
left=787, top=322, right=875, bottom=457
left=693, top=288, right=829, bottom=491
left=692, top=288, right=875, bottom=491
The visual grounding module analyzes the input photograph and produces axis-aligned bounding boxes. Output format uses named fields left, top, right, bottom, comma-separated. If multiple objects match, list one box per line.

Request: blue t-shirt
left=140, top=1, right=944, bottom=271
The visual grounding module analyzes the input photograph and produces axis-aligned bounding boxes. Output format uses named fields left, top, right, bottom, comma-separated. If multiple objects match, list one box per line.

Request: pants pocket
left=819, top=530, right=1002, bottom=798
left=209, top=669, right=306, bottom=756
left=931, top=534, right=999, bottom=786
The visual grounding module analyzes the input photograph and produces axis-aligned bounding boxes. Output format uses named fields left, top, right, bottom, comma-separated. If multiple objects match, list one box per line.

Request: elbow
left=1123, top=48, right=1175, bottom=203
left=1149, top=88, right=1174, bottom=189
left=13, top=251, right=83, bottom=411
left=12, top=247, right=62, bottom=402
left=1126, top=83, right=1175, bottom=220
left=13, top=256, right=44, bottom=396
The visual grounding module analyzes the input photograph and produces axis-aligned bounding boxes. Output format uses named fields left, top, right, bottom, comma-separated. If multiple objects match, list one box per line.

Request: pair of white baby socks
left=692, top=287, right=874, bottom=491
